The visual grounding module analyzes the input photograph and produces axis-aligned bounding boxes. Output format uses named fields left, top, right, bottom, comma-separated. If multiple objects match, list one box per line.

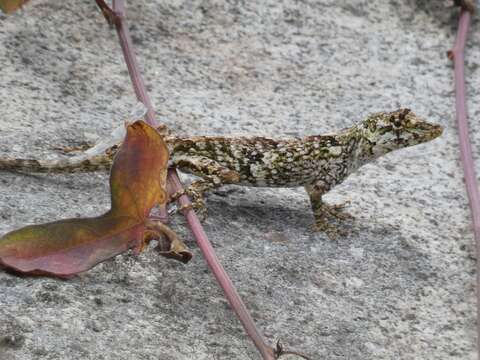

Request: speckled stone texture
left=0, top=1, right=478, bottom=359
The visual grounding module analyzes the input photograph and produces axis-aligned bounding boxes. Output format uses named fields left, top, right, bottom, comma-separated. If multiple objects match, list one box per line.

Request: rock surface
left=0, top=1, right=479, bottom=359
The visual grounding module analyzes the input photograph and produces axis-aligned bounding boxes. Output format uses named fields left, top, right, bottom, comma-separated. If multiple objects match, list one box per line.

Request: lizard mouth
left=423, top=123, right=444, bottom=141
left=430, top=124, right=444, bottom=139
left=408, top=122, right=444, bottom=143
left=391, top=122, right=443, bottom=147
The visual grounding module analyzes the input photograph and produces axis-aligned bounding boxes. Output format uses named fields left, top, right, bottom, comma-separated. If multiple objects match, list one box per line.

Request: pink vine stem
left=95, top=0, right=276, bottom=358
left=448, top=6, right=480, bottom=357
left=168, top=170, right=276, bottom=359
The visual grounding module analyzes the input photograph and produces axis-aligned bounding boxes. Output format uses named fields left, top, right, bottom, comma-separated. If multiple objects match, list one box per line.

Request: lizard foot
left=179, top=200, right=208, bottom=220
left=169, top=189, right=208, bottom=220
left=312, top=202, right=354, bottom=239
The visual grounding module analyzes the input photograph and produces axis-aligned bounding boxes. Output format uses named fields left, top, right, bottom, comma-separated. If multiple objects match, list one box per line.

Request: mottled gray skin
left=0, top=109, right=442, bottom=236
left=171, top=109, right=442, bottom=189
left=167, top=108, right=442, bottom=235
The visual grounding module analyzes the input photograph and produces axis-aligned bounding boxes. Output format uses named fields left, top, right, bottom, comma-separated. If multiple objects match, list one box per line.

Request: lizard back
left=168, top=134, right=356, bottom=188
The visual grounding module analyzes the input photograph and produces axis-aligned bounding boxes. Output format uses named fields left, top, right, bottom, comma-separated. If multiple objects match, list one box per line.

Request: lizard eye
left=400, top=108, right=410, bottom=119
left=389, top=115, right=401, bottom=128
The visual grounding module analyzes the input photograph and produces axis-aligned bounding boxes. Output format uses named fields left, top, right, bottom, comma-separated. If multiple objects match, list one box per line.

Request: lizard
left=0, top=108, right=443, bottom=237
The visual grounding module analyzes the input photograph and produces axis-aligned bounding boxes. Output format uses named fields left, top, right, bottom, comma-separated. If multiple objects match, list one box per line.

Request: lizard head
left=359, top=108, right=443, bottom=158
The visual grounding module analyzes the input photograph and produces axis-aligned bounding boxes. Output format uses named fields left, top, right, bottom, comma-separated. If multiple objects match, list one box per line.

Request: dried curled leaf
left=0, top=0, right=30, bottom=13
left=0, top=121, right=190, bottom=276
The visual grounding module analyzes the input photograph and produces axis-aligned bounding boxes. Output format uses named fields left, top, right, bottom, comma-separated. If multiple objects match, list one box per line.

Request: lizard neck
left=350, top=123, right=397, bottom=167
left=355, top=125, right=398, bottom=162
left=335, top=124, right=377, bottom=175
left=337, top=125, right=366, bottom=176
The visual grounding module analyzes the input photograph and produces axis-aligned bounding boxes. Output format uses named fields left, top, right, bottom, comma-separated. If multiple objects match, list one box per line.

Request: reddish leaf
left=0, top=121, right=188, bottom=277
left=0, top=215, right=144, bottom=276
left=109, top=121, right=169, bottom=220
left=0, top=0, right=30, bottom=13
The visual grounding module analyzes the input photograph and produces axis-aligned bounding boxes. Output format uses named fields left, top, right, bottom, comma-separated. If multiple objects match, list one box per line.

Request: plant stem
left=448, top=7, right=479, bottom=358
left=111, top=0, right=156, bottom=126
left=95, top=1, right=276, bottom=358
left=168, top=170, right=276, bottom=359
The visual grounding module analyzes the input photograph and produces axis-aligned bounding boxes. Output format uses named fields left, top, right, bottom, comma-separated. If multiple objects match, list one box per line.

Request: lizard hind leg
left=169, top=156, right=241, bottom=219
left=305, top=184, right=354, bottom=239
left=169, top=181, right=210, bottom=219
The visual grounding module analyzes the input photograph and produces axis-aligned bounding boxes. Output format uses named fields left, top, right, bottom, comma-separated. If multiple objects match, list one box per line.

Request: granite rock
left=0, top=1, right=478, bottom=359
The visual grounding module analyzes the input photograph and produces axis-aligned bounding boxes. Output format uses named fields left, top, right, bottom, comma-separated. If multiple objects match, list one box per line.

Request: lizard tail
left=0, top=154, right=112, bottom=173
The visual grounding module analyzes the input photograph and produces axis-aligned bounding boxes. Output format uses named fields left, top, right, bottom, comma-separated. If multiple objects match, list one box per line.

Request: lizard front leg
left=170, top=156, right=241, bottom=216
left=305, top=183, right=353, bottom=239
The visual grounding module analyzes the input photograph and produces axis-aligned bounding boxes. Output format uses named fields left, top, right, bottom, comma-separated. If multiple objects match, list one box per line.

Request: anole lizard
left=0, top=108, right=442, bottom=237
